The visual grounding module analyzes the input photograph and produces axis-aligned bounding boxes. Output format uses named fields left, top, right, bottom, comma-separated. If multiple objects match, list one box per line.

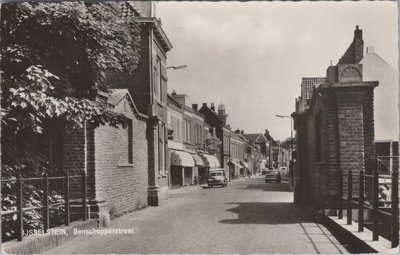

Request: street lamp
left=275, top=114, right=294, bottom=186
left=166, top=65, right=187, bottom=70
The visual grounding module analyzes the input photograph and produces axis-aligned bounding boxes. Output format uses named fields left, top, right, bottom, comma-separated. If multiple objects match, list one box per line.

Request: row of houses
left=42, top=2, right=292, bottom=222
left=166, top=90, right=284, bottom=186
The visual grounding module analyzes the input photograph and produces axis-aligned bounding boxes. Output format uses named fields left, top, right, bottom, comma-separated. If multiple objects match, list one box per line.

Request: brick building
left=198, top=102, right=248, bottom=180
left=167, top=92, right=219, bottom=187
left=228, top=132, right=246, bottom=178
left=292, top=26, right=378, bottom=208
left=244, top=133, right=268, bottom=174
left=300, top=77, right=326, bottom=107
left=107, top=3, right=173, bottom=205
left=62, top=89, right=149, bottom=219
left=264, top=129, right=279, bottom=169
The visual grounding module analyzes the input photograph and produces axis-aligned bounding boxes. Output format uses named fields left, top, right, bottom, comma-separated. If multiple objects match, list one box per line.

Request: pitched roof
left=199, top=104, right=223, bottom=127
left=244, top=134, right=259, bottom=142
left=97, top=89, right=147, bottom=120
left=245, top=133, right=268, bottom=143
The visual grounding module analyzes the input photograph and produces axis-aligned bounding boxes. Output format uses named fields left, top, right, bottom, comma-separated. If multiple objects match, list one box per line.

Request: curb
left=324, top=215, right=394, bottom=253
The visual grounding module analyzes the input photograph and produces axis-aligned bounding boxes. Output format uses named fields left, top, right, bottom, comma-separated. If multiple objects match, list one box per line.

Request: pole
left=290, top=118, right=294, bottom=186
left=372, top=169, right=379, bottom=241
left=391, top=169, right=399, bottom=248
left=347, top=170, right=353, bottom=225
left=358, top=170, right=364, bottom=232
left=82, top=171, right=87, bottom=221
left=16, top=173, right=23, bottom=241
left=65, top=171, right=70, bottom=226
left=338, top=170, right=343, bottom=219
left=44, top=173, right=49, bottom=232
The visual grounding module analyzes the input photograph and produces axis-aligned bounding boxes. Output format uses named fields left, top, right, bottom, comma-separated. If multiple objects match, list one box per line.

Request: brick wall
left=337, top=100, right=364, bottom=197
left=294, top=85, right=377, bottom=208
left=62, top=117, right=149, bottom=217
left=62, top=126, right=87, bottom=200
left=363, top=89, right=376, bottom=175
left=93, top=119, right=148, bottom=217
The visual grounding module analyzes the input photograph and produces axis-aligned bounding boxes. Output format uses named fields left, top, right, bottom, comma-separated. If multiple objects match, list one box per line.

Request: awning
left=191, top=154, right=205, bottom=166
left=242, top=162, right=249, bottom=168
left=170, top=150, right=195, bottom=167
left=201, top=154, right=220, bottom=168
left=228, top=161, right=243, bottom=168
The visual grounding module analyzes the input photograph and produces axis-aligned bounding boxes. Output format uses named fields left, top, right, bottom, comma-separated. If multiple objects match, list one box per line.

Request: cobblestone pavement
left=45, top=176, right=349, bottom=254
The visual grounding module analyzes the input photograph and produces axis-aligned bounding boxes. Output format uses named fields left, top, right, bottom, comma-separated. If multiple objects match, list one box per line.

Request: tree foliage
left=1, top=2, right=141, bottom=173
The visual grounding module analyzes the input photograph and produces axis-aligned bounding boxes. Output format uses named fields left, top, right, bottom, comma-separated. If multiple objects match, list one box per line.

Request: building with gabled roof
left=292, top=26, right=378, bottom=207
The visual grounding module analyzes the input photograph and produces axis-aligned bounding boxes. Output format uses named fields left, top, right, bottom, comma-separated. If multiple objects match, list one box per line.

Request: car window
left=210, top=172, right=216, bottom=177
left=216, top=172, right=222, bottom=176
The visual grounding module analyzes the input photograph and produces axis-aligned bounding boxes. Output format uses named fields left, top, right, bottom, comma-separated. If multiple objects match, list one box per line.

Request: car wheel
left=210, top=185, right=213, bottom=188
left=208, top=185, right=211, bottom=188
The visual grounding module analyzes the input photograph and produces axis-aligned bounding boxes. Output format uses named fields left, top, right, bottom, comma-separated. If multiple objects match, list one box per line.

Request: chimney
left=210, top=127, right=215, bottom=136
left=366, top=46, right=375, bottom=54
left=353, top=25, right=364, bottom=64
left=354, top=25, right=362, bottom=39
left=172, top=90, right=177, bottom=95
left=241, top=130, right=244, bottom=135
left=202, top=103, right=207, bottom=107
left=192, top=104, right=198, bottom=111
left=210, top=102, right=215, bottom=112
left=235, top=129, right=240, bottom=134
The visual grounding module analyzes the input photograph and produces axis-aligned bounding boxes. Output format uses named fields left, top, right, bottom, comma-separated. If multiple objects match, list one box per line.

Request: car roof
left=209, top=168, right=225, bottom=172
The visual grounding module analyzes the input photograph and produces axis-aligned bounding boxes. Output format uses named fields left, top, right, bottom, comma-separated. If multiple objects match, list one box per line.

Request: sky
left=157, top=1, right=398, bottom=141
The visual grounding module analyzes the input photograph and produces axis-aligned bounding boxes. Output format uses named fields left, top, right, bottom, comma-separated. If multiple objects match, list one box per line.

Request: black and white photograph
left=0, top=1, right=399, bottom=254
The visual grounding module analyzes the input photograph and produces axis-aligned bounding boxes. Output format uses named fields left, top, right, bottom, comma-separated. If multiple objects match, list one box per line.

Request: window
left=188, top=121, right=191, bottom=143
left=182, top=119, right=186, bottom=142
left=315, top=112, right=322, bottom=162
left=154, top=57, right=161, bottom=104
left=177, top=118, right=181, bottom=141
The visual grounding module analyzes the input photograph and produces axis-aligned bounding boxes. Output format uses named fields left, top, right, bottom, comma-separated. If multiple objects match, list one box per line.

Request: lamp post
left=275, top=114, right=294, bottom=186
left=166, top=65, right=187, bottom=70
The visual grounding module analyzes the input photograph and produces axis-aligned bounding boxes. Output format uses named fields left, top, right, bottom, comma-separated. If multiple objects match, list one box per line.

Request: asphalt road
left=45, top=176, right=349, bottom=254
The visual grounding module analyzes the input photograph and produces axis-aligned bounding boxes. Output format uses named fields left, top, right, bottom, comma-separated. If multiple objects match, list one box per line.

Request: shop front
left=228, top=161, right=243, bottom=179
left=241, top=161, right=249, bottom=176
left=170, top=150, right=195, bottom=187
left=191, top=154, right=205, bottom=185
left=200, top=154, right=221, bottom=184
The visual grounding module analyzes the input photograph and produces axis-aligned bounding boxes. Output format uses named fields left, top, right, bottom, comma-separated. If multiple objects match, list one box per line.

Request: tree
left=1, top=2, right=141, bottom=174
left=1, top=2, right=142, bottom=241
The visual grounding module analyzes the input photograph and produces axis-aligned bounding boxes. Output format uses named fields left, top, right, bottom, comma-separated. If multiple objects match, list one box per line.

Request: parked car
left=207, top=169, right=228, bottom=188
left=261, top=168, right=269, bottom=175
left=279, top=166, right=289, bottom=179
left=265, top=169, right=281, bottom=183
